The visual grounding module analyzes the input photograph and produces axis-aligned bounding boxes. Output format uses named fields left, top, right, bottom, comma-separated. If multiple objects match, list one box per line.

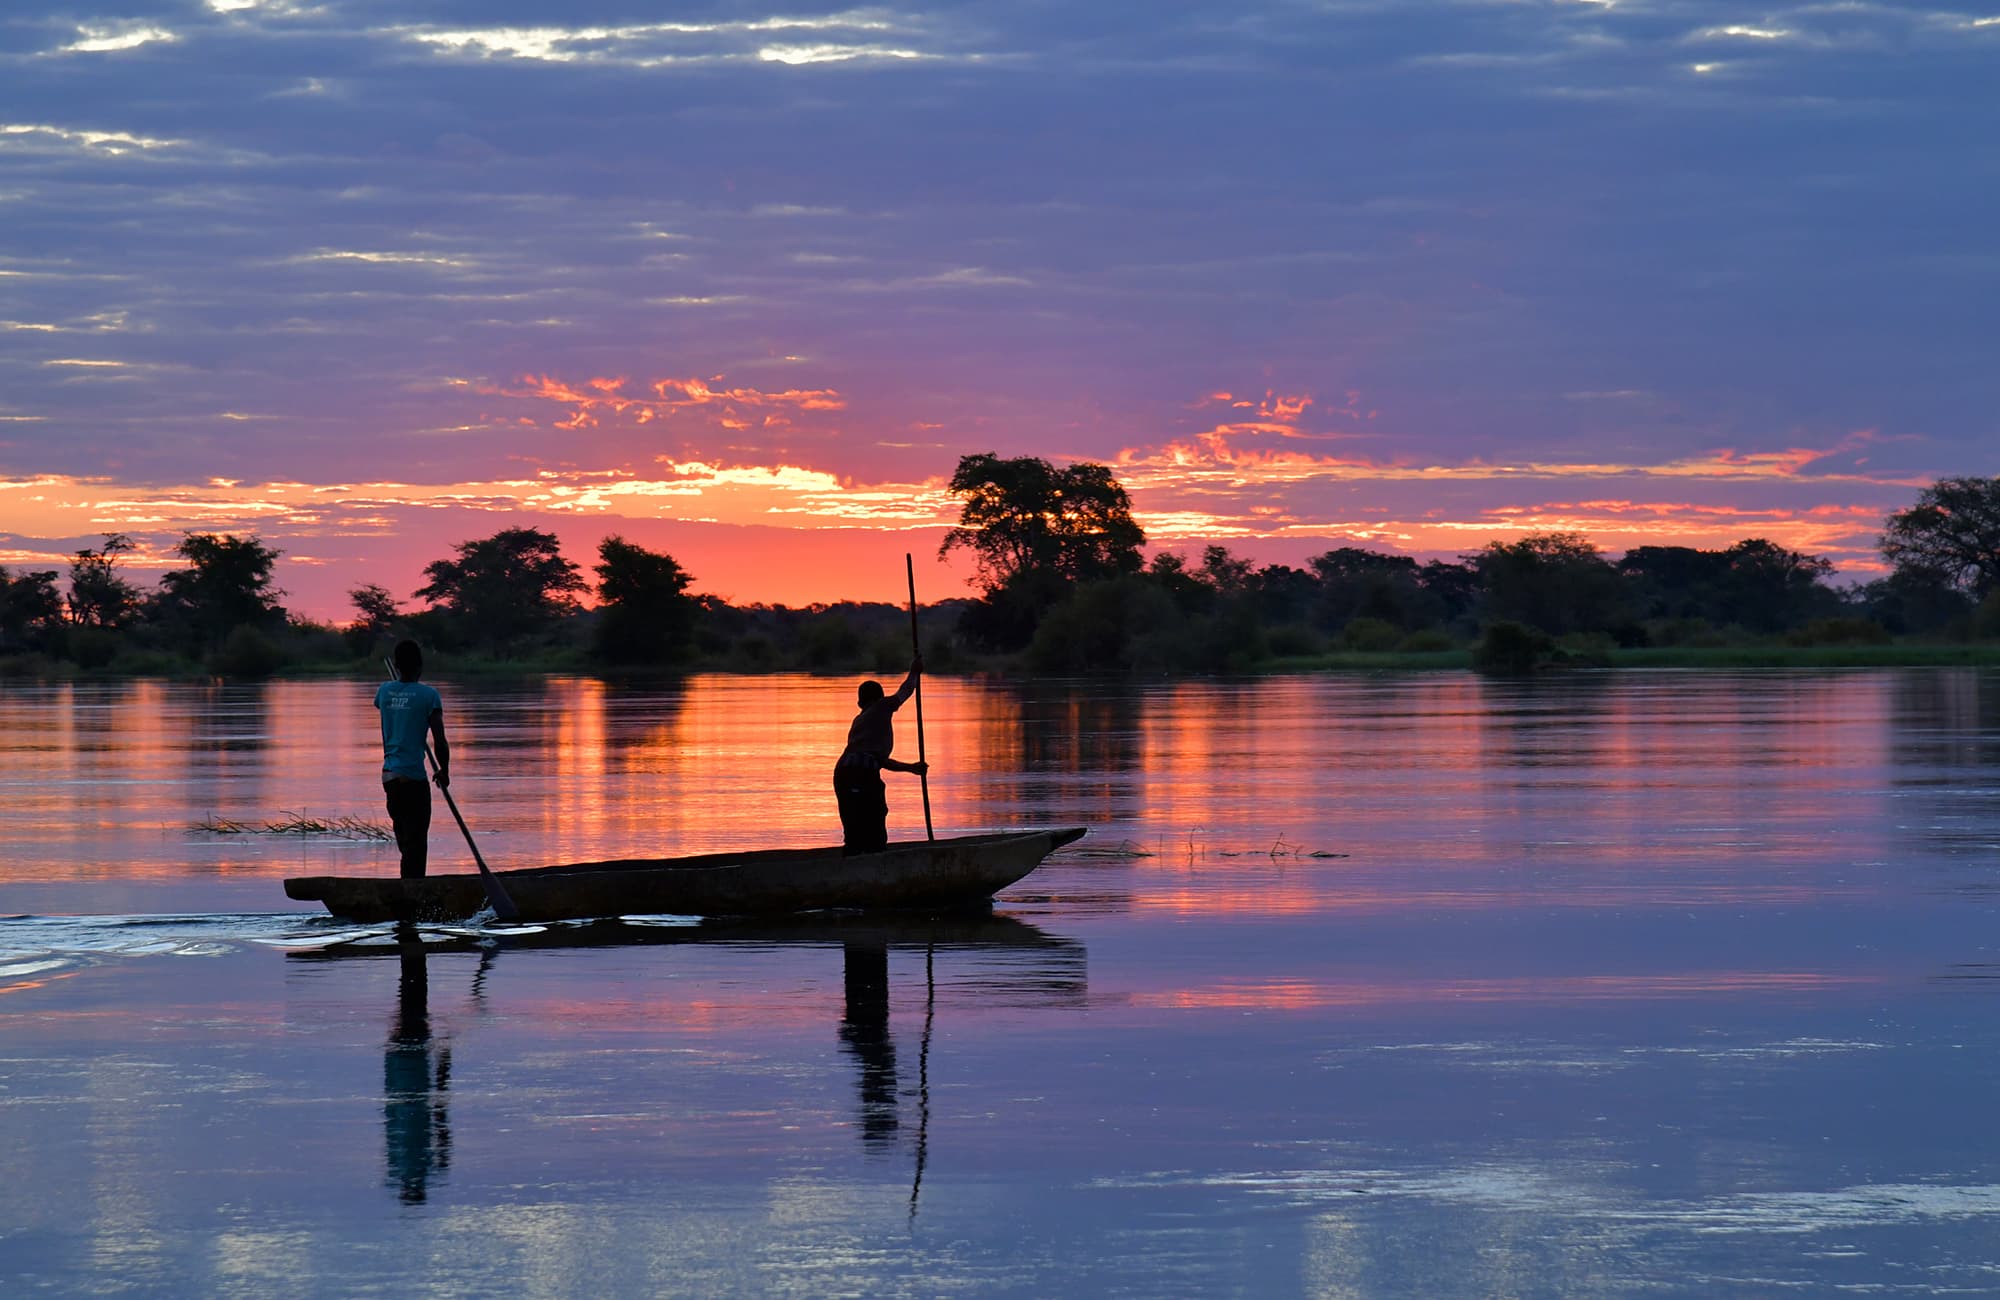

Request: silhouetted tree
left=1855, top=569, right=1972, bottom=636
left=0, top=567, right=63, bottom=653
left=1309, top=547, right=1433, bottom=631
left=1619, top=540, right=1838, bottom=634
left=151, top=533, right=285, bottom=653
left=1882, top=476, right=2000, bottom=599
left=941, top=453, right=1145, bottom=589
left=1713, top=539, right=1839, bottom=633
left=1248, top=562, right=1318, bottom=627
left=1417, top=560, right=1481, bottom=627
left=1198, top=544, right=1254, bottom=597
left=941, top=453, right=1145, bottom=650
left=349, top=583, right=401, bottom=638
left=1619, top=545, right=1729, bottom=621
left=1472, top=533, right=1629, bottom=636
left=592, top=535, right=697, bottom=665
left=416, top=527, right=585, bottom=651
left=1027, top=574, right=1180, bottom=672
left=1145, top=552, right=1212, bottom=612
left=67, top=533, right=142, bottom=629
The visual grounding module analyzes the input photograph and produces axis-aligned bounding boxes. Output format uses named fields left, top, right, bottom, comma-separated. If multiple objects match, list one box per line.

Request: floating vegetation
left=1216, top=834, right=1348, bottom=861
left=1065, top=833, right=1346, bottom=862
left=1066, top=838, right=1155, bottom=860
left=193, top=811, right=392, bottom=841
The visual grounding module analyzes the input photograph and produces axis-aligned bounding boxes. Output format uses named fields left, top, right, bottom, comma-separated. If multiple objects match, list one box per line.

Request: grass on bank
left=5, top=631, right=2000, bottom=681
left=1280, top=642, right=2000, bottom=671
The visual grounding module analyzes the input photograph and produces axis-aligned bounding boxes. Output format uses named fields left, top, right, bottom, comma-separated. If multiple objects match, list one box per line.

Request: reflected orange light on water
left=0, top=971, right=80, bottom=999
left=0, top=670, right=1936, bottom=926
left=1131, top=970, right=1881, bottom=1012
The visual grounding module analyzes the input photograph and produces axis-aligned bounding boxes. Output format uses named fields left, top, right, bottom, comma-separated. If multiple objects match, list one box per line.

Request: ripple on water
left=0, top=911, right=557, bottom=965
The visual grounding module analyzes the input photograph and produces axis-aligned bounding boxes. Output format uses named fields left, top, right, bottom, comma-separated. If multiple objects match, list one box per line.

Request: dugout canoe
left=284, top=826, right=1087, bottom=923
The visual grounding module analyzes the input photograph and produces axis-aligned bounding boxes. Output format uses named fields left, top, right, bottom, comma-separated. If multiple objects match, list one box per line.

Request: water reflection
left=1889, top=670, right=2000, bottom=869
left=384, top=926, right=453, bottom=1205
left=839, top=942, right=898, bottom=1148
left=290, top=912, right=1085, bottom=1207
left=184, top=682, right=274, bottom=837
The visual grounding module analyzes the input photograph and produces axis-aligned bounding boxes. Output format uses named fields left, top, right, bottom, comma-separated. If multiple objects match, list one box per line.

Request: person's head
left=393, top=639, right=424, bottom=682
left=857, top=679, right=884, bottom=709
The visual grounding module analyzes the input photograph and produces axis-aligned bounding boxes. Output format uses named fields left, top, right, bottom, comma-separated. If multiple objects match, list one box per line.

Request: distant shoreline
left=6, top=641, right=2000, bottom=682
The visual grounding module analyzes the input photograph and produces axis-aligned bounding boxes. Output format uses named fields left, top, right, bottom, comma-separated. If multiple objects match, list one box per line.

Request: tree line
left=935, top=459, right=2000, bottom=671
left=2, top=462, right=1997, bottom=676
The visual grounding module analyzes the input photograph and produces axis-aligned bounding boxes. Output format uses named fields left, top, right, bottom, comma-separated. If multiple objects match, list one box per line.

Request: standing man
left=833, top=655, right=927, bottom=853
left=376, top=639, right=449, bottom=879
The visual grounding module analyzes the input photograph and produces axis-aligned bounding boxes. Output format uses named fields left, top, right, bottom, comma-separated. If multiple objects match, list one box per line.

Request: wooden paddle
left=383, top=659, right=520, bottom=921
left=905, top=554, right=935, bottom=841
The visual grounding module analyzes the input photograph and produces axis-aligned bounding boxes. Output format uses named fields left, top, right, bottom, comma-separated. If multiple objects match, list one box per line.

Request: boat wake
left=0, top=910, right=597, bottom=974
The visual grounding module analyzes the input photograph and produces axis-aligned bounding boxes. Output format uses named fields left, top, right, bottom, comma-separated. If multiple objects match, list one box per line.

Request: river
left=3, top=669, right=1998, bottom=1295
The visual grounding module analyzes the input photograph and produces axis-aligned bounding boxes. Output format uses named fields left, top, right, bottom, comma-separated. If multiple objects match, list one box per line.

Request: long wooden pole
left=905, top=554, right=935, bottom=842
left=385, top=659, right=519, bottom=921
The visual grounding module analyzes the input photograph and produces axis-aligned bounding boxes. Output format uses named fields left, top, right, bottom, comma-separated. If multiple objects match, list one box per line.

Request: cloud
left=0, top=123, right=186, bottom=156
left=0, top=0, right=1988, bottom=610
left=53, top=22, right=180, bottom=55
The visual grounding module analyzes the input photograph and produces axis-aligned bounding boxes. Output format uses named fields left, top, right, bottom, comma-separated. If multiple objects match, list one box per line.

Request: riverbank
left=6, top=639, right=2000, bottom=681
left=1276, top=642, right=2000, bottom=671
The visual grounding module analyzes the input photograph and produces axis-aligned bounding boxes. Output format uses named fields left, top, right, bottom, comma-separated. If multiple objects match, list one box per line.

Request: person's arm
left=428, top=708, right=450, bottom=788
left=885, top=654, right=923, bottom=708
left=882, top=757, right=929, bottom=776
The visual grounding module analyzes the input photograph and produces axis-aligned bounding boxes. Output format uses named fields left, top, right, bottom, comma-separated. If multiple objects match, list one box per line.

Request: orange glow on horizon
left=0, top=372, right=1937, bottom=615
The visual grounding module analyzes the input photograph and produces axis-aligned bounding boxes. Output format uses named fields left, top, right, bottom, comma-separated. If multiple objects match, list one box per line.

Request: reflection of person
left=374, top=639, right=449, bottom=879
left=385, top=926, right=451, bottom=1205
left=833, top=656, right=928, bottom=854
left=838, top=942, right=899, bottom=1147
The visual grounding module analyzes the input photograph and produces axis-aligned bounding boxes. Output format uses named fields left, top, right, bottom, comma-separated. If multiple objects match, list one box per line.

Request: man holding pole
left=833, top=654, right=927, bottom=854
left=376, top=639, right=450, bottom=879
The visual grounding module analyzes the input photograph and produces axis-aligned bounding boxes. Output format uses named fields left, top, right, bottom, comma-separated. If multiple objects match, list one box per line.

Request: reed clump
left=194, top=811, right=391, bottom=841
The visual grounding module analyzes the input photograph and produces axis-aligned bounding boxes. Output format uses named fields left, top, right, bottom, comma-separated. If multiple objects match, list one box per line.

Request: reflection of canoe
left=285, top=827, right=1087, bottom=924
left=284, top=912, right=1090, bottom=1008
left=283, top=910, right=1081, bottom=957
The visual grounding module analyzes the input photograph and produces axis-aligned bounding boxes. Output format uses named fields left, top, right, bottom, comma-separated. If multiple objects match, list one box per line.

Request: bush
left=1975, top=591, right=2000, bottom=641
left=1556, top=631, right=1616, bottom=665
left=1472, top=620, right=1555, bottom=674
left=1029, top=576, right=1180, bottom=673
left=868, top=633, right=911, bottom=674
left=210, top=624, right=284, bottom=678
left=1396, top=628, right=1456, bottom=653
left=61, top=625, right=122, bottom=669
left=1786, top=617, right=1891, bottom=647
left=919, top=635, right=959, bottom=672
left=1645, top=617, right=1729, bottom=648
left=801, top=614, right=863, bottom=669
left=1338, top=617, right=1402, bottom=652
left=282, top=619, right=349, bottom=665
left=111, top=648, right=189, bottom=675
left=1265, top=625, right=1323, bottom=658
left=734, top=634, right=777, bottom=669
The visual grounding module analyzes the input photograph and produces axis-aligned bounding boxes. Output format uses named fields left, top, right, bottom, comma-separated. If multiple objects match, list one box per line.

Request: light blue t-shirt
left=374, top=681, right=442, bottom=782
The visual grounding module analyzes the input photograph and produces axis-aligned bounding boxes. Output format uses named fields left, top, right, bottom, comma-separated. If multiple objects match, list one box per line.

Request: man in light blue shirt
left=374, top=639, right=450, bottom=878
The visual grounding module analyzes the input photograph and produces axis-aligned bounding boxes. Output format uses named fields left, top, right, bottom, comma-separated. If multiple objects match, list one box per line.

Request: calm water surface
left=3, top=669, right=1999, bottom=1296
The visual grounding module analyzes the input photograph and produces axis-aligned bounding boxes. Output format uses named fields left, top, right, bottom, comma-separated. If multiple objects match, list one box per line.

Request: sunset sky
left=3, top=0, right=1996, bottom=619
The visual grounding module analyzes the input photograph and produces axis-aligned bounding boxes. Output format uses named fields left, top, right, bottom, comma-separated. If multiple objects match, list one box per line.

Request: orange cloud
left=492, top=372, right=847, bottom=431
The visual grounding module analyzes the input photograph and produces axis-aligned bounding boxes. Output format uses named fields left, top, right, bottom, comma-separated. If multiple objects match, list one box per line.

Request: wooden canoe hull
left=284, top=827, right=1086, bottom=923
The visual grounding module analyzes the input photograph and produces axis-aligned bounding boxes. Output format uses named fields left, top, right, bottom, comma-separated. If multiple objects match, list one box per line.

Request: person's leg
left=385, top=780, right=432, bottom=878
left=407, top=782, right=431, bottom=878
left=835, top=773, right=868, bottom=851
left=862, top=774, right=889, bottom=852
left=385, top=781, right=415, bottom=874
